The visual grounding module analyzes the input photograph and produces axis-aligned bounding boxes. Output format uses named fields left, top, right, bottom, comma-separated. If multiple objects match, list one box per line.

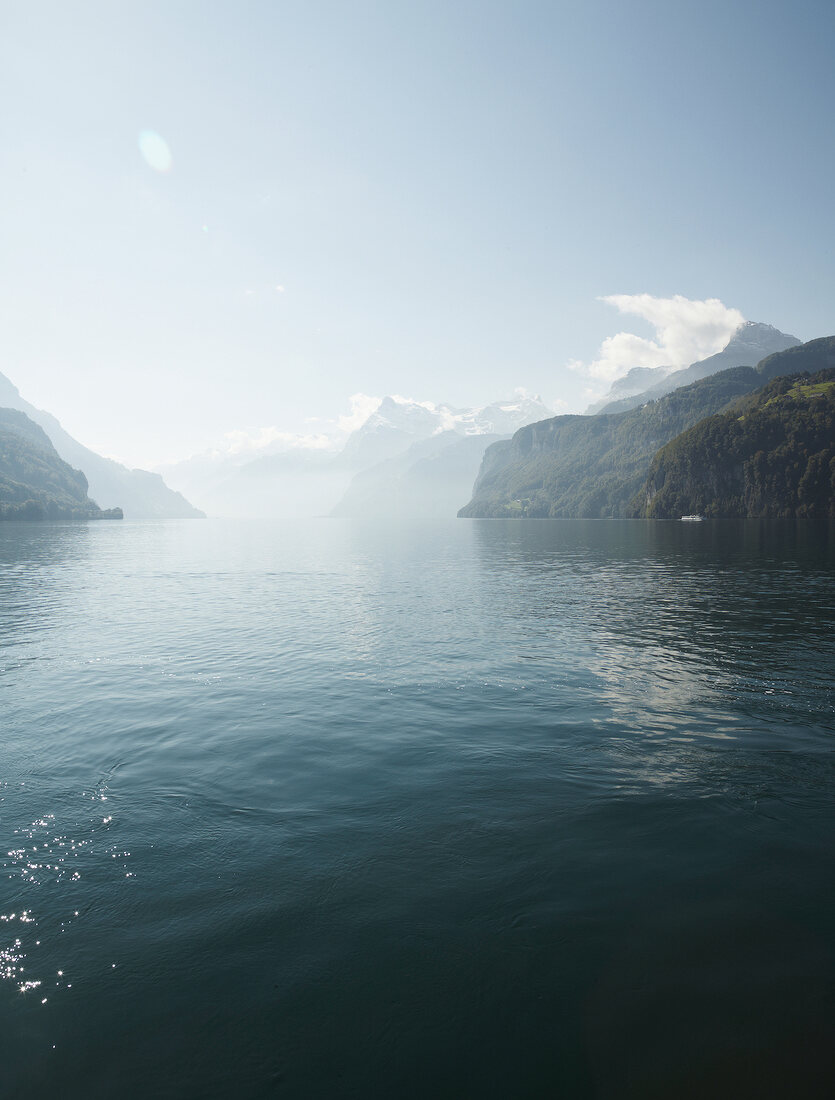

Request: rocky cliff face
left=460, top=338, right=831, bottom=519
left=329, top=394, right=554, bottom=519
left=460, top=373, right=758, bottom=519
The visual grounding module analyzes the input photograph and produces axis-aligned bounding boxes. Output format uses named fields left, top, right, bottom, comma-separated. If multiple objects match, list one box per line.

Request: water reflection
left=470, top=518, right=835, bottom=784
left=1, top=518, right=833, bottom=1096
left=470, top=520, right=835, bottom=695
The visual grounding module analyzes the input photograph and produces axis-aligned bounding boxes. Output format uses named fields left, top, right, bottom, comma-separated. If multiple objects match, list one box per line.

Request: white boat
left=680, top=514, right=703, bottom=521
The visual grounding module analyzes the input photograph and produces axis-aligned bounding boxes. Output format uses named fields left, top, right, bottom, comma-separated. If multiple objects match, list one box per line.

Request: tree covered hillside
left=459, top=368, right=779, bottom=518
left=637, top=365, right=835, bottom=519
left=0, top=370, right=203, bottom=518
left=0, top=408, right=122, bottom=520
left=459, top=336, right=835, bottom=519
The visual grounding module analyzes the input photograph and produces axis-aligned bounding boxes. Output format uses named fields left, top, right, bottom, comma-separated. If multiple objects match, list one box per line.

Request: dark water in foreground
left=1, top=518, right=833, bottom=1098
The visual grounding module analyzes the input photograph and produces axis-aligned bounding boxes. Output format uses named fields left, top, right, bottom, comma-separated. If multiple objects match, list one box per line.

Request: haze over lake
left=2, top=518, right=833, bottom=1097
left=3, top=2, right=835, bottom=1095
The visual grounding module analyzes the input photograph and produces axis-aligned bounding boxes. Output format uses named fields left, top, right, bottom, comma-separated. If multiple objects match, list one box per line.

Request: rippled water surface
left=2, top=518, right=834, bottom=1098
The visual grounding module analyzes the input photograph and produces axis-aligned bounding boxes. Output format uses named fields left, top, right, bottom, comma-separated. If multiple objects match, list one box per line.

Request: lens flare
left=138, top=130, right=172, bottom=173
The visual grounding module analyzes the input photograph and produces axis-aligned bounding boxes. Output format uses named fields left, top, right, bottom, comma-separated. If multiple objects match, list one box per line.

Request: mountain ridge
left=0, top=371, right=204, bottom=519
left=162, top=392, right=553, bottom=518
left=588, top=321, right=800, bottom=415
left=331, top=431, right=505, bottom=519
left=459, top=336, right=826, bottom=519
left=0, top=407, right=122, bottom=520
left=635, top=340, right=835, bottom=518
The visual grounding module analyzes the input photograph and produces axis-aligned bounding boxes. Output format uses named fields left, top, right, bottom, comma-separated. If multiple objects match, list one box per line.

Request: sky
left=1, top=0, right=834, bottom=469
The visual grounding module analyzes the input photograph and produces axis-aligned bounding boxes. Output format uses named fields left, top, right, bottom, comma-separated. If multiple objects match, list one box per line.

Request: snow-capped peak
left=340, top=391, right=554, bottom=468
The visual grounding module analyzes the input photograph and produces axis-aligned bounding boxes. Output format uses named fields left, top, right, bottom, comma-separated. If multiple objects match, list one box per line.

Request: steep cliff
left=459, top=338, right=833, bottom=519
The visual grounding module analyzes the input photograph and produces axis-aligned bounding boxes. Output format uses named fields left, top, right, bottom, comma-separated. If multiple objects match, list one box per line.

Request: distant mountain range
left=584, top=365, right=673, bottom=414
left=331, top=431, right=505, bottom=520
left=6, top=317, right=825, bottom=524
left=340, top=393, right=555, bottom=470
left=460, top=325, right=830, bottom=519
left=330, top=394, right=553, bottom=519
left=162, top=393, right=554, bottom=519
left=0, top=407, right=122, bottom=520
left=586, top=322, right=799, bottom=414
left=0, top=371, right=203, bottom=519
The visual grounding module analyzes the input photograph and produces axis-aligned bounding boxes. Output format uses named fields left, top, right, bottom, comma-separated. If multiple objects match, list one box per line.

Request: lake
left=2, top=518, right=834, bottom=1098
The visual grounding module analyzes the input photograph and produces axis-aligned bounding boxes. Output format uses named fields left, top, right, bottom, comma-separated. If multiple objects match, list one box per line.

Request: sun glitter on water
left=138, top=130, right=173, bottom=173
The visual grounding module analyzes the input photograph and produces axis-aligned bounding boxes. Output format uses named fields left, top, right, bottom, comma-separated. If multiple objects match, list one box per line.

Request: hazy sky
left=2, top=0, right=834, bottom=468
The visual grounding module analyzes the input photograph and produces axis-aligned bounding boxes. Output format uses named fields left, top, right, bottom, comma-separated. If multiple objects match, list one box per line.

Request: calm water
left=1, top=518, right=834, bottom=1098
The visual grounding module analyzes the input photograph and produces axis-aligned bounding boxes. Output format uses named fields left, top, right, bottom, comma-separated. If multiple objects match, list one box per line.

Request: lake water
left=1, top=518, right=834, bottom=1098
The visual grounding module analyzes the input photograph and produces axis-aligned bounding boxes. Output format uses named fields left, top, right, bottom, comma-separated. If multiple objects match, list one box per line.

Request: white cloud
left=336, top=392, right=381, bottom=433
left=196, top=394, right=383, bottom=463
left=220, top=426, right=333, bottom=456
left=573, top=294, right=745, bottom=384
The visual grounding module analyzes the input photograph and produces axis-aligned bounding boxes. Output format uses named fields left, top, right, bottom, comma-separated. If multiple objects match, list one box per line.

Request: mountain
left=585, top=365, right=673, bottom=414
left=589, top=322, right=800, bottom=415
left=330, top=394, right=554, bottom=519
left=162, top=393, right=553, bottom=518
left=0, top=371, right=203, bottom=519
left=331, top=431, right=503, bottom=519
left=0, top=407, right=122, bottom=520
left=459, top=340, right=823, bottom=519
left=339, top=393, right=553, bottom=470
left=447, top=395, right=556, bottom=436
left=636, top=340, right=835, bottom=518
left=339, top=397, right=443, bottom=469
left=175, top=448, right=351, bottom=520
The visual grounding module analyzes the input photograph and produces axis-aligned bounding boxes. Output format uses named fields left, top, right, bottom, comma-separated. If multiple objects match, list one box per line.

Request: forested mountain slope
left=0, top=371, right=202, bottom=518
left=459, top=337, right=833, bottom=519
left=636, top=363, right=835, bottom=518
left=0, top=408, right=122, bottom=520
